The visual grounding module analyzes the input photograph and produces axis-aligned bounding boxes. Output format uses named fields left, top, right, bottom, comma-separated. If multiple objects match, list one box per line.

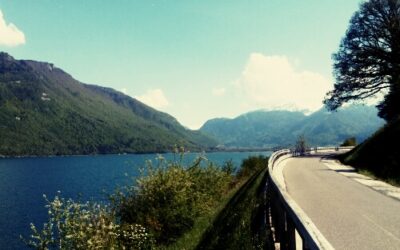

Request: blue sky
left=0, top=0, right=361, bottom=128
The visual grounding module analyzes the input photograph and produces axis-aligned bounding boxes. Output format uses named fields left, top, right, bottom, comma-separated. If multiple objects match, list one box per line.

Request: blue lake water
left=0, top=151, right=271, bottom=249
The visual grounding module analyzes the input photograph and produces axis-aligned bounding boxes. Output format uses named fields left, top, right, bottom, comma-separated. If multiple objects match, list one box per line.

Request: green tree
left=295, top=135, right=308, bottom=155
left=341, top=137, right=357, bottom=146
left=236, top=156, right=268, bottom=180
left=324, top=0, right=400, bottom=122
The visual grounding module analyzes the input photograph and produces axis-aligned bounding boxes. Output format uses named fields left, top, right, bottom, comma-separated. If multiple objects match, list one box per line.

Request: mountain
left=293, top=105, right=384, bottom=146
left=201, top=111, right=306, bottom=148
left=200, top=105, right=384, bottom=148
left=0, top=52, right=216, bottom=156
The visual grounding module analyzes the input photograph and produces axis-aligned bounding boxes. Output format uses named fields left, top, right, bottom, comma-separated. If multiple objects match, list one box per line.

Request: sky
left=0, top=0, right=362, bottom=129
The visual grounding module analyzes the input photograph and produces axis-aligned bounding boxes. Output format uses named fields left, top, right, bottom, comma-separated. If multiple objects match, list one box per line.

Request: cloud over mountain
left=235, top=53, right=332, bottom=112
left=135, top=88, right=169, bottom=109
left=0, top=10, right=25, bottom=47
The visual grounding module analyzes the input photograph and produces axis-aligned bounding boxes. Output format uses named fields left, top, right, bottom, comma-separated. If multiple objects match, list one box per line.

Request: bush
left=113, top=154, right=233, bottom=244
left=340, top=137, right=357, bottom=146
left=21, top=193, right=153, bottom=249
left=236, top=156, right=268, bottom=180
left=221, top=159, right=236, bottom=176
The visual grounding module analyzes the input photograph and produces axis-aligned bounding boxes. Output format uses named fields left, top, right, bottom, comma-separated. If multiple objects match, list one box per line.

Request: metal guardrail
left=266, top=147, right=353, bottom=249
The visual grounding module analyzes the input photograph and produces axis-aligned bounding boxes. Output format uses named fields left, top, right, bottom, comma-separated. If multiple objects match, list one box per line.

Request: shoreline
left=0, top=148, right=275, bottom=159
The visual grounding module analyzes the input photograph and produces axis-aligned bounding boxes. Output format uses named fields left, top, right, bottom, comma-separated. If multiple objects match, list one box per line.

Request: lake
left=0, top=151, right=271, bottom=249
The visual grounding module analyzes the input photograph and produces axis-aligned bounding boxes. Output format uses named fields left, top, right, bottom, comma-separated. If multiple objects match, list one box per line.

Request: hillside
left=201, top=111, right=306, bottom=148
left=0, top=52, right=216, bottom=156
left=200, top=105, right=384, bottom=148
left=339, top=119, right=400, bottom=185
left=295, top=105, right=384, bottom=146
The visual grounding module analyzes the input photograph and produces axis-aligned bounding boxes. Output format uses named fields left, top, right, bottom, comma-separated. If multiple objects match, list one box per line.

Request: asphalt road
left=283, top=156, right=400, bottom=250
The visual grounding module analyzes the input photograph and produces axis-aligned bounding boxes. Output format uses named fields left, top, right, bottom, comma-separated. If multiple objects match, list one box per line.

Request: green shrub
left=340, top=137, right=357, bottom=146
left=221, top=159, right=236, bottom=176
left=236, top=156, right=268, bottom=180
left=113, top=155, right=233, bottom=244
left=21, top=193, right=153, bottom=249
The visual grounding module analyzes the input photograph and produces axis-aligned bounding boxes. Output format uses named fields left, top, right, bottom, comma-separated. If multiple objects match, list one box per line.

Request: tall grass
left=195, top=157, right=273, bottom=250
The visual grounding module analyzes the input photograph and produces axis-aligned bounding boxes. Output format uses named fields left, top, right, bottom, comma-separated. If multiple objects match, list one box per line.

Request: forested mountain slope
left=0, top=52, right=216, bottom=156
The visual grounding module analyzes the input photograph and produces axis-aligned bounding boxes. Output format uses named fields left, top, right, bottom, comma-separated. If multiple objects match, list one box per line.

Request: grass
left=357, top=169, right=400, bottom=187
left=194, top=168, right=273, bottom=250
left=160, top=184, right=242, bottom=250
left=338, top=118, right=400, bottom=187
left=161, top=168, right=273, bottom=250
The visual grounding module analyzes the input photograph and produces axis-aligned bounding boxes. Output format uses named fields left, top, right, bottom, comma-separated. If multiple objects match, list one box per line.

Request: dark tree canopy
left=324, top=0, right=400, bottom=121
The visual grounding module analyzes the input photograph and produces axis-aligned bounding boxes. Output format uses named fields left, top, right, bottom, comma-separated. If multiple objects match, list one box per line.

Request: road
left=283, top=156, right=400, bottom=250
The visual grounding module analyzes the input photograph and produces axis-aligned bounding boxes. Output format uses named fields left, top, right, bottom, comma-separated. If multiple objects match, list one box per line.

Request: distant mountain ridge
left=0, top=52, right=216, bottom=156
left=200, top=105, right=384, bottom=148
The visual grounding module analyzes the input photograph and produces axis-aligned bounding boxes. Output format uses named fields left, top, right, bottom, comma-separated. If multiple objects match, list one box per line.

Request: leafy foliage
left=21, top=193, right=153, bottom=249
left=324, top=0, right=400, bottom=121
left=112, top=154, right=267, bottom=246
left=341, top=137, right=357, bottom=146
left=112, top=154, right=233, bottom=244
left=236, top=155, right=268, bottom=180
left=0, top=53, right=216, bottom=156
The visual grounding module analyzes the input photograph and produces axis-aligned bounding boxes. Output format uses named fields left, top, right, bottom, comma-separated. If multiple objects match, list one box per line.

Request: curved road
left=283, top=156, right=400, bottom=250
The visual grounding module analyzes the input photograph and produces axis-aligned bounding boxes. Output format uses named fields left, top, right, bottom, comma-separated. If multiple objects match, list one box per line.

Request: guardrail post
left=277, top=204, right=286, bottom=249
left=271, top=192, right=282, bottom=243
left=302, top=237, right=311, bottom=250
left=285, top=214, right=296, bottom=250
left=275, top=198, right=299, bottom=250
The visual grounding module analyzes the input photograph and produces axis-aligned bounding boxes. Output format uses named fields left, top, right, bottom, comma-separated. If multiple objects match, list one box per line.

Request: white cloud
left=0, top=9, right=25, bottom=47
left=212, top=87, right=226, bottom=96
left=135, top=88, right=169, bottom=109
left=235, top=53, right=331, bottom=112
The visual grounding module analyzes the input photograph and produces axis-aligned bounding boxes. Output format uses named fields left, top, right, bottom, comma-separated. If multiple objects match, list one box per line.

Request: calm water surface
left=0, top=151, right=271, bottom=249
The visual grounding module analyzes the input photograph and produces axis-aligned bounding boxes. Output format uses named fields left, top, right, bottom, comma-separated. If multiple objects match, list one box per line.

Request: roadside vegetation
left=195, top=164, right=273, bottom=249
left=340, top=137, right=357, bottom=147
left=338, top=119, right=400, bottom=186
left=22, top=151, right=271, bottom=249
